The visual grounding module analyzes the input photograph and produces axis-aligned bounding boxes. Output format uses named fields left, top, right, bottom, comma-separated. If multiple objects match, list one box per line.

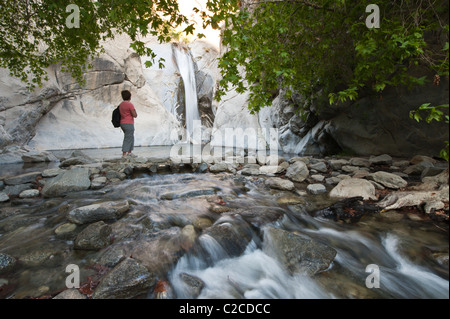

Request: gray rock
left=0, top=192, right=9, bottom=202
left=309, top=162, right=328, bottom=173
left=420, top=166, right=446, bottom=179
left=307, top=184, right=327, bottom=195
left=403, top=161, right=434, bottom=175
left=310, top=174, right=325, bottom=182
left=367, top=171, right=408, bottom=189
left=209, top=163, right=229, bottom=173
left=328, top=159, right=349, bottom=170
left=265, top=177, right=295, bottom=191
left=3, top=171, right=41, bottom=186
left=74, top=221, right=112, bottom=250
left=160, top=187, right=218, bottom=200
left=94, top=246, right=127, bottom=268
left=41, top=168, right=91, bottom=197
left=349, top=157, right=371, bottom=167
left=22, top=151, right=58, bottom=163
left=179, top=272, right=205, bottom=298
left=196, top=162, right=209, bottom=173
left=42, top=168, right=64, bottom=178
left=3, top=183, right=33, bottom=196
left=53, top=289, right=87, bottom=299
left=0, top=253, right=16, bottom=274
left=369, top=154, right=393, bottom=165
left=240, top=167, right=260, bottom=176
left=54, top=223, right=78, bottom=240
left=263, top=227, right=336, bottom=275
left=92, top=257, right=156, bottom=299
left=91, top=176, right=107, bottom=190
left=19, top=189, right=40, bottom=198
left=285, top=161, right=309, bottom=182
left=68, top=200, right=130, bottom=225
left=202, top=221, right=252, bottom=258
left=59, top=156, right=94, bottom=168
left=410, top=155, right=437, bottom=165
left=329, top=178, right=377, bottom=201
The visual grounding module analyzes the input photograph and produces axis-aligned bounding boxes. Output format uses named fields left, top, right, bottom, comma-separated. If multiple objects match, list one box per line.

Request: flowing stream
left=0, top=163, right=448, bottom=299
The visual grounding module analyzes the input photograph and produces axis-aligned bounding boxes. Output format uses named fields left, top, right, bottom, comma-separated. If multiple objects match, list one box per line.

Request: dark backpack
left=111, top=105, right=121, bottom=128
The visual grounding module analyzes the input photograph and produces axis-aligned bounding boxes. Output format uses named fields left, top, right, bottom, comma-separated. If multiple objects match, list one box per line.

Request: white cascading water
left=173, top=44, right=201, bottom=139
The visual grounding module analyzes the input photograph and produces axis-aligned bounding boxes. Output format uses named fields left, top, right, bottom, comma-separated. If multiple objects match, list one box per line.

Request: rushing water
left=0, top=166, right=448, bottom=299
left=173, top=44, right=201, bottom=139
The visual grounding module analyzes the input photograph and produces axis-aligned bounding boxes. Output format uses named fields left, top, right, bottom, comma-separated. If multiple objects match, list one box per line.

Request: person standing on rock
left=119, top=90, right=137, bottom=157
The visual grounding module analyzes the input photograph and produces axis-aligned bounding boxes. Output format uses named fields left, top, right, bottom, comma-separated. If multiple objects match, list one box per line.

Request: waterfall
left=173, top=44, right=201, bottom=139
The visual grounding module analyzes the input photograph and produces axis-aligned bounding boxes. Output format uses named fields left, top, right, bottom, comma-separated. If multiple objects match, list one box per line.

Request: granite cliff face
left=0, top=35, right=219, bottom=151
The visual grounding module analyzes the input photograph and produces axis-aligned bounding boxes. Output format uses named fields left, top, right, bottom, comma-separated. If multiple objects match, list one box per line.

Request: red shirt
left=119, top=101, right=136, bottom=125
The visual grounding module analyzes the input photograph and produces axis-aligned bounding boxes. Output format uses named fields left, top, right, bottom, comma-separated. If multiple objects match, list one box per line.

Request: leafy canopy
left=198, top=0, right=449, bottom=114
left=0, top=0, right=198, bottom=90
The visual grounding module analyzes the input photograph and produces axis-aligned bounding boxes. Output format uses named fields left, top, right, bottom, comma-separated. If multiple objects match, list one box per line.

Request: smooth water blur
left=0, top=169, right=448, bottom=299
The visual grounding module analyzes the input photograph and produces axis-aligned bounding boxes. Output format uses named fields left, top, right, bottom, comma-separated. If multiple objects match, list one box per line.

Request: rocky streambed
left=0, top=148, right=448, bottom=299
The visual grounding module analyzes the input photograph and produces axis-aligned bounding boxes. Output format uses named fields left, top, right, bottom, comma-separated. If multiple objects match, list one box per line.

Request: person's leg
left=121, top=124, right=135, bottom=156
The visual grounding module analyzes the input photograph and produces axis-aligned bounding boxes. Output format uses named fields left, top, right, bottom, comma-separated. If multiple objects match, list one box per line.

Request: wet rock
left=276, top=195, right=305, bottom=205
left=285, top=161, right=309, bottom=182
left=59, top=155, right=94, bottom=168
left=74, top=221, right=112, bottom=250
left=367, top=171, right=408, bottom=189
left=202, top=219, right=253, bottom=257
left=307, top=184, right=327, bottom=195
left=2, top=184, right=33, bottom=197
left=329, top=178, right=377, bottom=201
left=92, top=257, right=156, bottom=299
left=53, top=289, right=87, bottom=299
left=193, top=217, right=213, bottom=231
left=41, top=168, right=91, bottom=197
left=3, top=172, right=41, bottom=186
left=238, top=206, right=285, bottom=227
left=54, top=223, right=78, bottom=240
left=130, top=228, right=185, bottom=276
left=19, top=247, right=63, bottom=268
left=179, top=272, right=205, bottom=298
left=263, top=227, right=336, bottom=275
left=315, top=197, right=379, bottom=223
left=68, top=200, right=130, bottom=225
left=93, top=246, right=127, bottom=268
left=22, top=151, right=58, bottom=163
left=0, top=253, right=16, bottom=274
left=265, top=177, right=295, bottom=191
left=160, top=187, right=218, bottom=200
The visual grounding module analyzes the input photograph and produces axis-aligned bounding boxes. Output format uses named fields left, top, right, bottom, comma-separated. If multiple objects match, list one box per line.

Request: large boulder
left=285, top=161, right=309, bottom=182
left=68, top=200, right=130, bottom=225
left=41, top=168, right=91, bottom=197
left=92, top=257, right=156, bottom=299
left=329, top=178, right=377, bottom=201
left=263, top=227, right=336, bottom=275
